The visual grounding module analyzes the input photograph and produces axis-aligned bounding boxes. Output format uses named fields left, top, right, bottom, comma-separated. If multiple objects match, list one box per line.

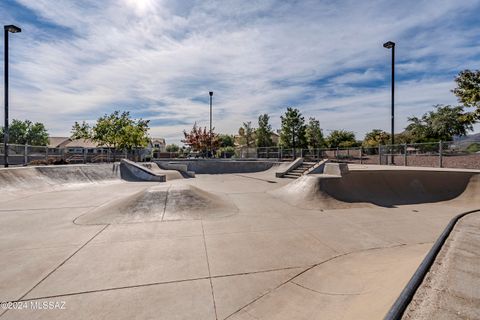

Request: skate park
left=0, top=159, right=479, bottom=320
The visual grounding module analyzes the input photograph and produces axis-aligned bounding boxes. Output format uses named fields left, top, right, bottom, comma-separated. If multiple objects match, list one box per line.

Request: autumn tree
left=182, top=123, right=219, bottom=157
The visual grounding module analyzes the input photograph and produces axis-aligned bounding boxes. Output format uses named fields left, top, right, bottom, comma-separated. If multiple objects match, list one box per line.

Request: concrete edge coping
left=384, top=208, right=480, bottom=320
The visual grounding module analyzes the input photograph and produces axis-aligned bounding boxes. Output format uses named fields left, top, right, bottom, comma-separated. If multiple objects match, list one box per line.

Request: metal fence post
left=279, top=147, right=282, bottom=161
left=83, top=148, right=87, bottom=164
left=439, top=140, right=443, bottom=168
left=378, top=145, right=382, bottom=165
left=404, top=143, right=407, bottom=166
left=45, top=146, right=48, bottom=161
left=24, top=144, right=28, bottom=165
left=360, top=147, right=363, bottom=164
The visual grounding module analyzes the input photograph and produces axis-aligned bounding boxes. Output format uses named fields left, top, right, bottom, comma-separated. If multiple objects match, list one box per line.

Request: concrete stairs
left=283, top=161, right=317, bottom=179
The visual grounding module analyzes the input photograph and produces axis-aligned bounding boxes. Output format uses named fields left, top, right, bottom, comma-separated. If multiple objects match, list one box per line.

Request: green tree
left=326, top=130, right=357, bottom=148
left=256, top=114, right=273, bottom=147
left=218, top=134, right=235, bottom=148
left=71, top=111, right=150, bottom=158
left=70, top=121, right=92, bottom=139
left=238, top=121, right=255, bottom=147
left=362, top=129, right=390, bottom=148
left=452, top=69, right=480, bottom=119
left=216, top=146, right=236, bottom=158
left=1, top=119, right=49, bottom=145
left=405, top=105, right=474, bottom=142
left=279, top=107, right=307, bottom=149
left=305, top=117, right=325, bottom=149
left=166, top=144, right=180, bottom=152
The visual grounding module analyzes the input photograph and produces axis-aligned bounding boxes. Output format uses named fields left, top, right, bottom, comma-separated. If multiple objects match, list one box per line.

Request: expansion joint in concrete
left=20, top=224, right=109, bottom=301
left=201, top=221, right=218, bottom=320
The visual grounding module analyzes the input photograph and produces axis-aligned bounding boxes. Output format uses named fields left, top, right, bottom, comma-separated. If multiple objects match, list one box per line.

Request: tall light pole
left=383, top=40, right=395, bottom=164
left=209, top=91, right=213, bottom=158
left=4, top=25, right=21, bottom=168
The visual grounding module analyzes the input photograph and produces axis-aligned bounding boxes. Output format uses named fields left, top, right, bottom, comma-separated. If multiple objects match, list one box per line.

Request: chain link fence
left=1, top=140, right=479, bottom=170
left=379, top=140, right=480, bottom=169
left=221, top=141, right=480, bottom=170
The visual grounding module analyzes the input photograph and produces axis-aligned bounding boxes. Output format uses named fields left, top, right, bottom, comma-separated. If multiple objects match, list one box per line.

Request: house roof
left=151, top=138, right=166, bottom=144
left=48, top=137, right=71, bottom=148
left=64, top=138, right=102, bottom=148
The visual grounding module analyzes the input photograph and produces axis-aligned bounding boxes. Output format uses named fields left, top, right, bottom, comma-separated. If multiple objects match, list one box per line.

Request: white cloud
left=0, top=0, right=479, bottom=144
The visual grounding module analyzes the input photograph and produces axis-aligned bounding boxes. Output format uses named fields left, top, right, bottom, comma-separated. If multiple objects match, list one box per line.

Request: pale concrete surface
left=0, top=164, right=479, bottom=319
left=403, top=212, right=480, bottom=320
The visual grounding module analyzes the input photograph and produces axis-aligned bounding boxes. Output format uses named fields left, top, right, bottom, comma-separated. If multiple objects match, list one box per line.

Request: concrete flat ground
left=0, top=167, right=478, bottom=319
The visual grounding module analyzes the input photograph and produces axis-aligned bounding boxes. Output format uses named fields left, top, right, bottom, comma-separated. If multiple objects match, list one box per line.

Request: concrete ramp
left=120, top=159, right=165, bottom=182
left=272, top=168, right=480, bottom=209
left=141, top=162, right=185, bottom=180
left=0, top=163, right=121, bottom=193
left=76, top=184, right=238, bottom=224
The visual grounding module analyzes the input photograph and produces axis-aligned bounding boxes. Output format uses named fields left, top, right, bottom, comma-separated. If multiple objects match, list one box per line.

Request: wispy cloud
left=1, top=0, right=479, bottom=144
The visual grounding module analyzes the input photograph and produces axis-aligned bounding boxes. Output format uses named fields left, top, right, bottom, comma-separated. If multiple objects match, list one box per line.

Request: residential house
left=150, top=138, right=166, bottom=152
left=48, top=137, right=71, bottom=150
left=64, top=138, right=108, bottom=154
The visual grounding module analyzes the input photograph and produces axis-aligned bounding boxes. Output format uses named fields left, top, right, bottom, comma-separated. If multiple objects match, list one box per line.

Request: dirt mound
left=75, top=184, right=238, bottom=224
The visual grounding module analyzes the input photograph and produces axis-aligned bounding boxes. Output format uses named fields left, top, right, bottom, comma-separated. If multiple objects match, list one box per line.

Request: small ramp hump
left=120, top=159, right=166, bottom=182
left=75, top=184, right=238, bottom=224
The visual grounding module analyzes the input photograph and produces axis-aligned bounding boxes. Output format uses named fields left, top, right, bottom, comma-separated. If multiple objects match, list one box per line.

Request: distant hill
left=454, top=133, right=480, bottom=142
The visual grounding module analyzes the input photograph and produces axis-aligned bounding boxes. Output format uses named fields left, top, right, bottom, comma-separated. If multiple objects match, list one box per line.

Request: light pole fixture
left=4, top=24, right=22, bottom=168
left=383, top=40, right=395, bottom=164
left=209, top=91, right=213, bottom=158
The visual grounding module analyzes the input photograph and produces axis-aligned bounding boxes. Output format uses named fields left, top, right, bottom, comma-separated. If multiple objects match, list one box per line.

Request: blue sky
left=1, top=0, right=480, bottom=145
